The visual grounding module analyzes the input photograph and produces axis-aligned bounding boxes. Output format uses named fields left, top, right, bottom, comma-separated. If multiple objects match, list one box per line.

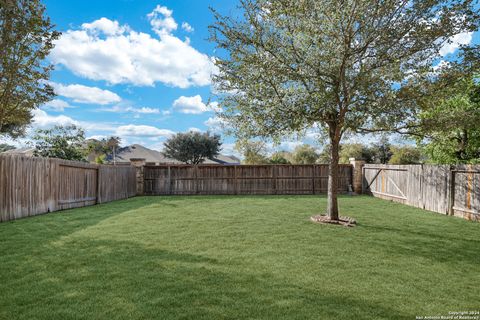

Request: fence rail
left=144, top=164, right=353, bottom=195
left=0, top=155, right=137, bottom=222
left=363, top=164, right=480, bottom=221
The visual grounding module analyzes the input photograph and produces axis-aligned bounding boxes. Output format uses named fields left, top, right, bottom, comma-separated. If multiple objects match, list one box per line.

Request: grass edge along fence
left=363, top=164, right=480, bottom=221
left=0, top=155, right=137, bottom=222
left=143, top=164, right=354, bottom=196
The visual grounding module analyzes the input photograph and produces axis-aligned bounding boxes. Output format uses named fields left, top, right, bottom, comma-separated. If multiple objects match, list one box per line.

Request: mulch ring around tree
left=310, top=215, right=357, bottom=227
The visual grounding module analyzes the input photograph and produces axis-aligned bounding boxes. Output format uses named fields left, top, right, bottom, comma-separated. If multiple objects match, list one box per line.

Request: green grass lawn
left=0, top=195, right=479, bottom=320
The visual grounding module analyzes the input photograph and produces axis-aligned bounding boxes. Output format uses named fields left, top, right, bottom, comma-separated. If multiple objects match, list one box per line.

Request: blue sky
left=30, top=0, right=244, bottom=154
left=4, top=1, right=480, bottom=155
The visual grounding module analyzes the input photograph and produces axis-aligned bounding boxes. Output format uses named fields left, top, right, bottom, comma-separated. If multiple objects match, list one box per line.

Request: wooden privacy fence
left=0, top=155, right=137, bottom=222
left=363, top=164, right=480, bottom=221
left=144, top=164, right=353, bottom=195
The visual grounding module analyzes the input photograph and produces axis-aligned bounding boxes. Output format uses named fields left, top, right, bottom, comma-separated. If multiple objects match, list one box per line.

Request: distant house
left=105, top=144, right=240, bottom=165
left=1, top=148, right=34, bottom=157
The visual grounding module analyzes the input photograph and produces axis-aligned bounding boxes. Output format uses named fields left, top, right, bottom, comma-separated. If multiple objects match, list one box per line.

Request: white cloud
left=115, top=125, right=175, bottom=137
left=32, top=109, right=79, bottom=128
left=173, top=95, right=219, bottom=114
left=102, top=105, right=162, bottom=114
left=181, top=22, right=194, bottom=33
left=53, top=83, right=121, bottom=105
left=41, top=99, right=72, bottom=112
left=219, top=143, right=243, bottom=158
left=132, top=107, right=161, bottom=114
left=188, top=127, right=201, bottom=132
left=204, top=116, right=228, bottom=133
left=439, top=32, right=473, bottom=56
left=148, top=5, right=178, bottom=36
left=32, top=109, right=116, bottom=132
left=50, top=8, right=216, bottom=88
left=82, top=18, right=127, bottom=36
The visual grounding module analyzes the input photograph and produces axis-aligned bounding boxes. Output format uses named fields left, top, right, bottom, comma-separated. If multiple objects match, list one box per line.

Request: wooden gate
left=450, top=166, right=480, bottom=219
left=363, top=166, right=408, bottom=203
left=363, top=164, right=453, bottom=216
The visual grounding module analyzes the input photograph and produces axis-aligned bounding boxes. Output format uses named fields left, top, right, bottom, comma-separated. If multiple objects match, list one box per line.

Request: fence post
left=168, top=166, right=172, bottom=195
left=448, top=166, right=456, bottom=216
left=195, top=165, right=199, bottom=195
left=312, top=165, right=316, bottom=195
left=349, top=158, right=366, bottom=194
left=96, top=166, right=101, bottom=204
left=234, top=165, right=238, bottom=195
left=130, top=158, right=146, bottom=196
left=273, top=165, right=277, bottom=194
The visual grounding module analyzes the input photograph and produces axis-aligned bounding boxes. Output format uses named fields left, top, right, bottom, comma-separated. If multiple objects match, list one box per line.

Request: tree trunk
left=327, top=126, right=341, bottom=221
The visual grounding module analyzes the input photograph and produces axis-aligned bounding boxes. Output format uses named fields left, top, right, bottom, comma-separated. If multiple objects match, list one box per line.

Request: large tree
left=407, top=46, right=480, bottom=163
left=32, top=125, right=86, bottom=161
left=0, top=0, right=60, bottom=138
left=210, top=0, right=479, bottom=220
left=163, top=131, right=222, bottom=165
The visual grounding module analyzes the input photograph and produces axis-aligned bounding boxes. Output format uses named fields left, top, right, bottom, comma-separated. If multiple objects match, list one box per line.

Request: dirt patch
left=310, top=215, right=357, bottom=227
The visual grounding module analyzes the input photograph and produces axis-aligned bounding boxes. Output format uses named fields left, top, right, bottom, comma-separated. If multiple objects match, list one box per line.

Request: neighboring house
left=105, top=144, right=241, bottom=165
left=1, top=148, right=35, bottom=157
left=210, top=154, right=241, bottom=165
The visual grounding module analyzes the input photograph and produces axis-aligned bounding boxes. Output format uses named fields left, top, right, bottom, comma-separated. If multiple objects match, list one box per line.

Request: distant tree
left=87, top=136, right=122, bottom=164
left=106, top=136, right=121, bottom=165
left=163, top=131, right=221, bottom=164
left=317, top=146, right=331, bottom=164
left=235, top=140, right=269, bottom=164
left=339, top=143, right=374, bottom=164
left=269, top=151, right=291, bottom=164
left=87, top=139, right=109, bottom=159
left=370, top=136, right=393, bottom=164
left=292, top=145, right=318, bottom=164
left=389, top=146, right=424, bottom=165
left=0, top=143, right=15, bottom=152
left=0, top=0, right=60, bottom=138
left=95, top=154, right=106, bottom=164
left=210, top=0, right=479, bottom=220
left=32, top=125, right=86, bottom=161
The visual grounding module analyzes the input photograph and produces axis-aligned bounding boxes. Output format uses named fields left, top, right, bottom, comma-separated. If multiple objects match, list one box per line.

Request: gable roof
left=105, top=144, right=181, bottom=164
left=1, top=148, right=34, bottom=157
left=105, top=144, right=241, bottom=165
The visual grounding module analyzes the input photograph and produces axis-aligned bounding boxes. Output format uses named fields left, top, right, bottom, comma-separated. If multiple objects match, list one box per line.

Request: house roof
left=1, top=148, right=35, bottom=157
left=105, top=144, right=181, bottom=164
left=106, top=144, right=241, bottom=165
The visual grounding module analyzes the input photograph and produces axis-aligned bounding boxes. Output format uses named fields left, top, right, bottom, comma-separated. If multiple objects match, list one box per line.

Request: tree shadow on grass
left=1, top=237, right=415, bottom=320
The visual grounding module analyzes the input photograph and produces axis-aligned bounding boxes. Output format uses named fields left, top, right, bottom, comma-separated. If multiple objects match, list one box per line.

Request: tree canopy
left=234, top=139, right=268, bottom=164
left=405, top=46, right=480, bottom=164
left=269, top=151, right=292, bottom=164
left=292, top=144, right=318, bottom=164
left=163, top=131, right=222, bottom=165
left=87, top=136, right=122, bottom=164
left=0, top=0, right=60, bottom=138
left=32, top=125, right=86, bottom=161
left=210, top=0, right=479, bottom=220
left=389, top=145, right=424, bottom=164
